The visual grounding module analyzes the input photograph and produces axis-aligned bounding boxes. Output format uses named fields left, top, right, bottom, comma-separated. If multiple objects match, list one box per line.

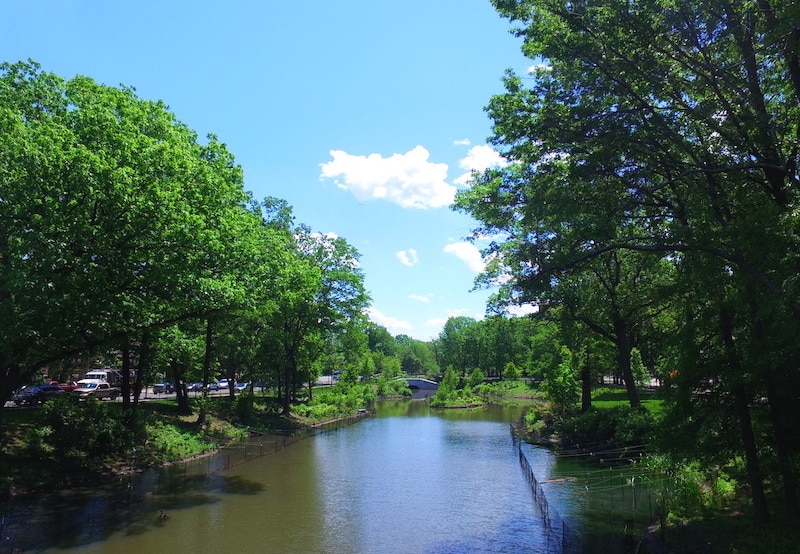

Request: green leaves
left=0, top=62, right=276, bottom=396
left=472, top=0, right=800, bottom=521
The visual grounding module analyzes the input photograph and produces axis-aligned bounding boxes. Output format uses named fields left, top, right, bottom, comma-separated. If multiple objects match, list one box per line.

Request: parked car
left=235, top=382, right=250, bottom=391
left=12, top=384, right=65, bottom=405
left=152, top=382, right=174, bottom=394
left=218, top=379, right=232, bottom=390
left=186, top=382, right=203, bottom=392
left=48, top=380, right=79, bottom=392
left=74, top=381, right=119, bottom=400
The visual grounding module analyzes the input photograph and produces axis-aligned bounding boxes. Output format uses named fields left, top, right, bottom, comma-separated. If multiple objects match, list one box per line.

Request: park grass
left=495, top=379, right=540, bottom=398
left=590, top=386, right=665, bottom=416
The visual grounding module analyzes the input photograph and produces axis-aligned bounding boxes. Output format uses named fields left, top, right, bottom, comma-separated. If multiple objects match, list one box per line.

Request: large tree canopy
left=0, top=60, right=261, bottom=421
left=455, top=0, right=800, bottom=523
left=461, top=0, right=800, bottom=308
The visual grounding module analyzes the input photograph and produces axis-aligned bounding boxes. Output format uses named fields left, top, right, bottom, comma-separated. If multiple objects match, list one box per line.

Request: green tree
left=0, top=61, right=256, bottom=433
left=541, top=346, right=580, bottom=414
left=366, top=323, right=397, bottom=357
left=503, top=361, right=521, bottom=380
left=266, top=224, right=369, bottom=414
left=394, top=335, right=440, bottom=377
left=456, top=0, right=800, bottom=523
left=435, top=317, right=481, bottom=379
left=629, top=348, right=648, bottom=388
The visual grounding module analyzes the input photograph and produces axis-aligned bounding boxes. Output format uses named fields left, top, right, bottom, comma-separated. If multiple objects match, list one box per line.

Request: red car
left=49, top=380, right=79, bottom=392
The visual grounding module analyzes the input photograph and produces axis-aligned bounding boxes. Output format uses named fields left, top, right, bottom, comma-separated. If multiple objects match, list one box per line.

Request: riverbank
left=0, top=393, right=371, bottom=499
left=0, top=402, right=564, bottom=554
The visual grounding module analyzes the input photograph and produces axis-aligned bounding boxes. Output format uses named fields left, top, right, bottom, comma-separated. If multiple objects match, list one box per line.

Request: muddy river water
left=0, top=400, right=579, bottom=553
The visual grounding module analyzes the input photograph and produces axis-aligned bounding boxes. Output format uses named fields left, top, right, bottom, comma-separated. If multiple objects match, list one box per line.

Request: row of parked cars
left=151, top=380, right=250, bottom=394
left=11, top=379, right=252, bottom=406
left=11, top=380, right=122, bottom=405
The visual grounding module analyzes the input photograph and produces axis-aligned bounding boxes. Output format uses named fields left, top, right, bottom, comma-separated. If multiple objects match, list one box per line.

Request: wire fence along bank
left=512, top=430, right=586, bottom=554
left=517, top=435, right=718, bottom=554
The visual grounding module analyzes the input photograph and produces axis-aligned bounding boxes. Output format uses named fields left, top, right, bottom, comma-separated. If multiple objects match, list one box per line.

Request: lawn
left=591, top=386, right=665, bottom=415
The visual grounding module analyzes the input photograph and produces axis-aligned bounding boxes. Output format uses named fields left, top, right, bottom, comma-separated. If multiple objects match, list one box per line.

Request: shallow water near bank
left=1, top=401, right=579, bottom=553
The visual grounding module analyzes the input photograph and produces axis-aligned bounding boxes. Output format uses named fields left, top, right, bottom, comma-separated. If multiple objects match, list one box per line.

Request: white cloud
left=409, top=293, right=431, bottom=303
left=366, top=307, right=413, bottom=335
left=320, top=146, right=455, bottom=209
left=444, top=241, right=485, bottom=273
left=507, top=304, right=539, bottom=317
left=460, top=145, right=508, bottom=172
left=453, top=138, right=471, bottom=146
left=528, top=63, right=553, bottom=74
left=396, top=248, right=419, bottom=267
left=424, top=317, right=448, bottom=332
left=453, top=145, right=508, bottom=186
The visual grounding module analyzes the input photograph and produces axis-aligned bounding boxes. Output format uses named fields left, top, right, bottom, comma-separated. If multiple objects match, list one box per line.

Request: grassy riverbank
left=0, top=387, right=373, bottom=498
left=430, top=379, right=543, bottom=409
left=516, top=386, right=800, bottom=553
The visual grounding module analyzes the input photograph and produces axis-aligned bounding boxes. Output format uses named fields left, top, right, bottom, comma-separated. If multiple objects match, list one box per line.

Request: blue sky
left=4, top=1, right=533, bottom=341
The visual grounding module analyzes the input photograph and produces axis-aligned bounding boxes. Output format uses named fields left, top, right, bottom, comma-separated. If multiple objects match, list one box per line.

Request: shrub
left=146, top=421, right=212, bottom=461
left=376, top=376, right=411, bottom=397
left=524, top=409, right=547, bottom=435
left=466, top=367, right=485, bottom=388
left=25, top=425, right=53, bottom=456
left=642, top=456, right=739, bottom=519
left=503, top=361, right=521, bottom=380
left=559, top=405, right=655, bottom=449
left=542, top=348, right=580, bottom=413
left=233, top=392, right=257, bottom=424
left=41, top=395, right=139, bottom=459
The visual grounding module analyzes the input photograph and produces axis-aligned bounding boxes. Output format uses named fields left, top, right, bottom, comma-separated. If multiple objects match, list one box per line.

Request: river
left=0, top=400, right=580, bottom=553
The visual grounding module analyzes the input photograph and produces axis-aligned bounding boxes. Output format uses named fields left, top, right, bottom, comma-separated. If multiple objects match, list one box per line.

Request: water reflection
left=1, top=401, right=567, bottom=553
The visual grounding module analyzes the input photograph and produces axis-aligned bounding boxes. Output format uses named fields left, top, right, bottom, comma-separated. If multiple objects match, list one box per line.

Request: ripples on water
left=0, top=402, right=570, bottom=553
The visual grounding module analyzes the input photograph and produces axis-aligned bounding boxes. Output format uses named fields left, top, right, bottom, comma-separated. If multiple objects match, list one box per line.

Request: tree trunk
left=746, top=297, right=800, bottom=521
left=763, top=366, right=799, bottom=521
left=132, top=330, right=152, bottom=407
left=719, top=306, right=770, bottom=523
left=198, top=318, right=214, bottom=426
left=1, top=363, right=30, bottom=441
left=171, top=359, right=191, bottom=415
left=121, top=344, right=132, bottom=411
left=225, top=356, right=236, bottom=399
left=613, top=319, right=640, bottom=408
left=281, top=356, right=293, bottom=415
left=733, top=383, right=771, bottom=523
left=580, top=363, right=592, bottom=413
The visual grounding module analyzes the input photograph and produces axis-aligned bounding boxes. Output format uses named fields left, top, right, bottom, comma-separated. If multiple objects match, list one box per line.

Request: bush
left=642, top=455, right=739, bottom=519
left=376, top=376, right=412, bottom=397
left=41, top=395, right=140, bottom=459
left=233, top=392, right=257, bottom=424
left=25, top=425, right=53, bottom=456
left=295, top=382, right=374, bottom=422
left=465, top=367, right=485, bottom=388
left=503, top=362, right=521, bottom=380
left=559, top=405, right=655, bottom=449
left=146, top=421, right=212, bottom=461
left=542, top=348, right=580, bottom=413
left=524, top=409, right=547, bottom=435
